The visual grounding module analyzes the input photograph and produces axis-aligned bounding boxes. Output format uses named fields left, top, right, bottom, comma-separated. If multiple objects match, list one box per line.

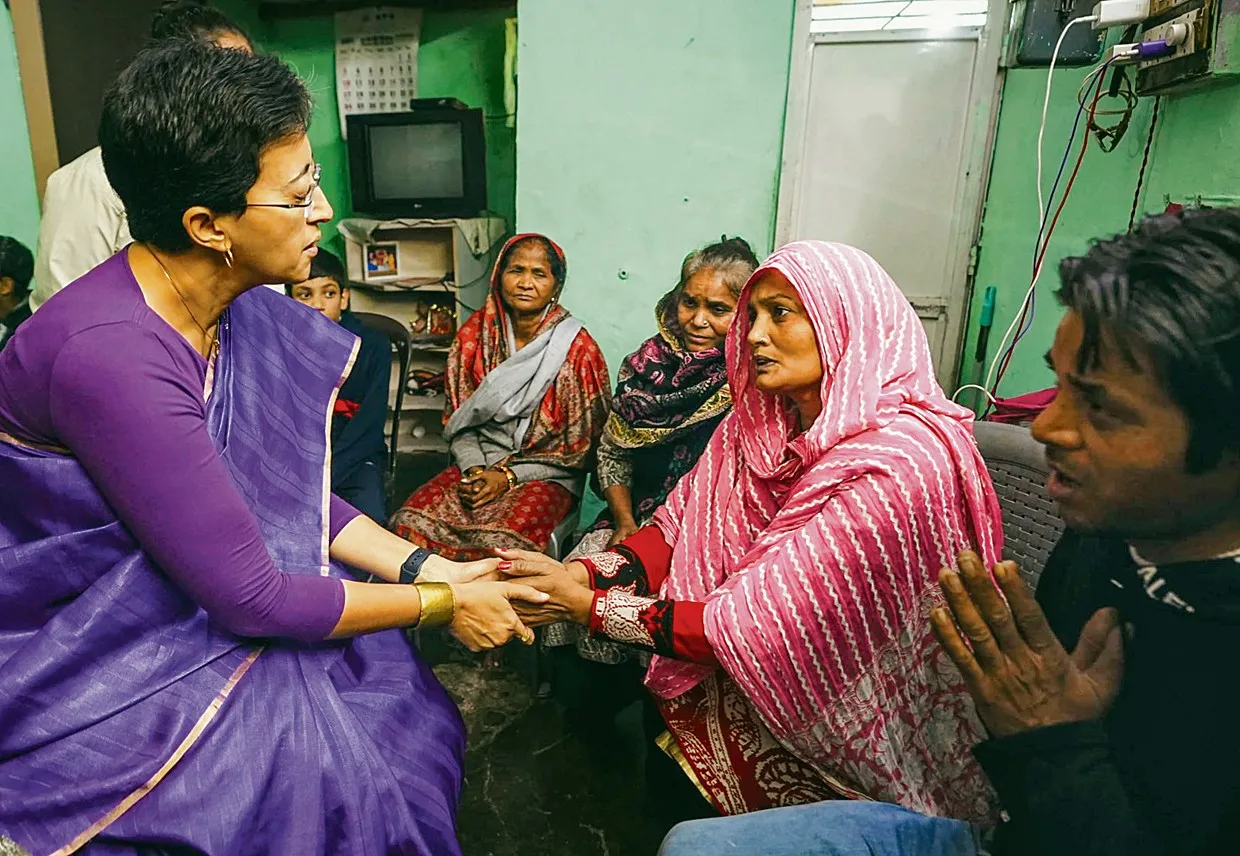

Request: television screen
left=369, top=122, right=465, bottom=200
left=347, top=106, right=486, bottom=219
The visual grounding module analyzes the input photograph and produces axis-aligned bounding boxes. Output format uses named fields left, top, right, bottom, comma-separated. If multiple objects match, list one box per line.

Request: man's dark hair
left=498, top=235, right=566, bottom=291
left=0, top=237, right=34, bottom=299
left=309, top=248, right=347, bottom=285
left=150, top=0, right=250, bottom=46
left=1057, top=207, right=1240, bottom=472
left=99, top=40, right=311, bottom=253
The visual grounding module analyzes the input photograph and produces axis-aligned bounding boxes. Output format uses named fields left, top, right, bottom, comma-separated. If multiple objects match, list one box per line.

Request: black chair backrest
left=973, top=421, right=1064, bottom=592
left=351, top=311, right=411, bottom=486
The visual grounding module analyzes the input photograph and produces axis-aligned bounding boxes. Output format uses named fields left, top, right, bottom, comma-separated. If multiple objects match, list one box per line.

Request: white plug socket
left=1091, top=0, right=1152, bottom=28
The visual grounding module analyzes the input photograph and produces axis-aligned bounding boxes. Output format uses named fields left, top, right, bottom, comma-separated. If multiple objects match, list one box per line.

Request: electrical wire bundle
left=984, top=55, right=1117, bottom=399
left=964, top=10, right=1165, bottom=408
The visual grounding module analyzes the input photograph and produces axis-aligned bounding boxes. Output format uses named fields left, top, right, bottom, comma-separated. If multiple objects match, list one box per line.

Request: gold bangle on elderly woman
left=414, top=582, right=456, bottom=627
left=494, top=464, right=518, bottom=490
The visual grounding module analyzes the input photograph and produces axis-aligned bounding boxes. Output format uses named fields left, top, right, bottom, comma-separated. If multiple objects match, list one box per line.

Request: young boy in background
left=288, top=249, right=391, bottom=522
left=0, top=236, right=35, bottom=352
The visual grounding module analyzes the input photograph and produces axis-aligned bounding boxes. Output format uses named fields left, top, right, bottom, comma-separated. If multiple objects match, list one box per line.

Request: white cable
left=982, top=278, right=1040, bottom=395
left=983, top=15, right=1098, bottom=396
left=1037, top=16, right=1098, bottom=230
left=1077, top=62, right=1110, bottom=103
left=951, top=383, right=999, bottom=406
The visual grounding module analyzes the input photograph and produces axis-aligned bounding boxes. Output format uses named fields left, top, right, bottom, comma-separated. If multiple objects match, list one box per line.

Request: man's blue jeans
left=659, top=801, right=981, bottom=856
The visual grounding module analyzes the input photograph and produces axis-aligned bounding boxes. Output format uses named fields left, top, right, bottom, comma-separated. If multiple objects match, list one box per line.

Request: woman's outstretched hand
left=419, top=554, right=500, bottom=585
left=495, top=548, right=593, bottom=626
left=448, top=581, right=548, bottom=652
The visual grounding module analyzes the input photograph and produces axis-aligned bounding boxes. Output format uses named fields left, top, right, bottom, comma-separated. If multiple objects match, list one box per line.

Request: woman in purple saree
left=0, top=42, right=539, bottom=855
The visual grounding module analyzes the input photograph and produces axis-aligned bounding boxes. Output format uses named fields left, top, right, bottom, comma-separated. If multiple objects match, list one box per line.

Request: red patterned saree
left=390, top=235, right=611, bottom=560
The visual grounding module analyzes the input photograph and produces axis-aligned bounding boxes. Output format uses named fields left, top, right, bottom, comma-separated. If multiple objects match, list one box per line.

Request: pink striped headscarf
left=649, top=241, right=1003, bottom=820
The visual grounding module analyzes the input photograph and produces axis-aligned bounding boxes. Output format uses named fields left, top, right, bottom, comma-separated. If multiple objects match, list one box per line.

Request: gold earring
left=223, top=248, right=235, bottom=269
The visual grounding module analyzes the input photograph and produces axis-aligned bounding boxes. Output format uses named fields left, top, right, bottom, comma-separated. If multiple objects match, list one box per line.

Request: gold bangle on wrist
left=494, top=464, right=518, bottom=490
left=414, top=582, right=456, bottom=628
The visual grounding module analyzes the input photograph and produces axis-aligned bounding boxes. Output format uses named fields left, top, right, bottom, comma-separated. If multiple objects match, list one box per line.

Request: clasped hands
left=457, top=466, right=508, bottom=510
left=415, top=553, right=547, bottom=653
left=414, top=549, right=594, bottom=651
left=494, top=549, right=595, bottom=627
left=931, top=551, right=1125, bottom=738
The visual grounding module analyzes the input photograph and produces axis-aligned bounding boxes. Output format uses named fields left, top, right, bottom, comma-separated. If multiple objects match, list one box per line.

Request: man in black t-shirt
left=935, top=208, right=1240, bottom=856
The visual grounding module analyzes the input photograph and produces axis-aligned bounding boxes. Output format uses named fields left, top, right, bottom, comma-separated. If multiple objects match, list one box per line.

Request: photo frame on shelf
left=363, top=241, right=400, bottom=282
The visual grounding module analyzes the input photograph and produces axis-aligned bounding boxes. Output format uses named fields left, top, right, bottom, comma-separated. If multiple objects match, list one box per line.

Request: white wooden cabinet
left=339, top=217, right=505, bottom=456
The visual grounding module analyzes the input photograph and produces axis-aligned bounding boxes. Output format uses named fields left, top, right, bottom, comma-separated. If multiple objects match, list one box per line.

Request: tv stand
left=337, top=215, right=506, bottom=456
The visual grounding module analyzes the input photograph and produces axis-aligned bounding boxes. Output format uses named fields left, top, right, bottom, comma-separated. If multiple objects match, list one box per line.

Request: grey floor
left=392, top=453, right=693, bottom=856
left=430, top=654, right=668, bottom=856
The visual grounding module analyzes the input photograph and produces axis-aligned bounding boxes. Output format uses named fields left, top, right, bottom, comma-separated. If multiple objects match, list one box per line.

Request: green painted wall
left=223, top=4, right=517, bottom=256
left=514, top=0, right=795, bottom=376
left=965, top=67, right=1240, bottom=399
left=0, top=5, right=41, bottom=248
left=515, top=0, right=794, bottom=519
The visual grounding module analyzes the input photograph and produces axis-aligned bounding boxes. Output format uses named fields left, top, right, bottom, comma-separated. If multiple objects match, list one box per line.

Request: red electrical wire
left=991, top=65, right=1110, bottom=394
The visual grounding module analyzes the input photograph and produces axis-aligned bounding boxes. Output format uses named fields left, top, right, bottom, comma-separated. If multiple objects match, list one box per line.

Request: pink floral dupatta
left=648, top=241, right=1003, bottom=821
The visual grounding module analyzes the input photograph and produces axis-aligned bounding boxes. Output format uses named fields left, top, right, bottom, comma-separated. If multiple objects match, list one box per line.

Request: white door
left=777, top=0, right=1005, bottom=388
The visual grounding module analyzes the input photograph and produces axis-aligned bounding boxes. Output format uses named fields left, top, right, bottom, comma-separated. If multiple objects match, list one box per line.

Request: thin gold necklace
left=146, top=246, right=218, bottom=359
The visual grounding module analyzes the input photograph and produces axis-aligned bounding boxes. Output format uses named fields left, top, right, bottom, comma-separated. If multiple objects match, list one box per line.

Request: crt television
left=347, top=103, right=487, bottom=220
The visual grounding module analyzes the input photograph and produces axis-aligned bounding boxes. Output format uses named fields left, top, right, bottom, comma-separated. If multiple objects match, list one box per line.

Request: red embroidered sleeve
left=576, top=526, right=712, bottom=663
left=618, top=525, right=674, bottom=589
left=576, top=545, right=651, bottom=595
left=575, top=525, right=673, bottom=595
left=586, top=589, right=716, bottom=665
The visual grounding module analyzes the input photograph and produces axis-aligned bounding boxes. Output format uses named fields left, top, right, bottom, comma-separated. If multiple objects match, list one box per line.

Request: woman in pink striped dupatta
left=501, top=241, right=1003, bottom=822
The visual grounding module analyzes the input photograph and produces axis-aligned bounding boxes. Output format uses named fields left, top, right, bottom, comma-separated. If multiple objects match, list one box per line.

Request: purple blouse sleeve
left=47, top=325, right=345, bottom=643
left=329, top=493, right=362, bottom=542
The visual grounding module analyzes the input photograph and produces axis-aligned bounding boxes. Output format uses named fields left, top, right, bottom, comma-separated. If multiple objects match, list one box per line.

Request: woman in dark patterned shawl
left=544, top=237, right=759, bottom=669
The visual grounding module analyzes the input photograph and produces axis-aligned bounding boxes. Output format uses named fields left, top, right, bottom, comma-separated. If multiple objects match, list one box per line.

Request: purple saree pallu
left=0, top=286, right=465, bottom=855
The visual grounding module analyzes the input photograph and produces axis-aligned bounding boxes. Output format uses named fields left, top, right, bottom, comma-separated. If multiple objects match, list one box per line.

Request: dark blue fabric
left=334, top=457, right=387, bottom=523
left=332, top=309, right=390, bottom=485
left=0, top=299, right=30, bottom=352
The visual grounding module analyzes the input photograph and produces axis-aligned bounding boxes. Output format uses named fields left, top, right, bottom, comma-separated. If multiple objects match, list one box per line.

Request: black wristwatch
left=399, top=548, right=434, bottom=584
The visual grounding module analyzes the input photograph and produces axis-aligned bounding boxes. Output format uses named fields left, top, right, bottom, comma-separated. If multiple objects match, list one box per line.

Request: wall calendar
left=335, top=7, right=423, bottom=137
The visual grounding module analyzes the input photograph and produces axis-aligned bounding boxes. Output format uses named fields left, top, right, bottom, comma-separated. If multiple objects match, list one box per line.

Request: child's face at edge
left=289, top=276, right=348, bottom=322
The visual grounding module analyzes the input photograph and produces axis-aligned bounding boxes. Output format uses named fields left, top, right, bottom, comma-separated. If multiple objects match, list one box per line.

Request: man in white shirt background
left=29, top=1, right=252, bottom=312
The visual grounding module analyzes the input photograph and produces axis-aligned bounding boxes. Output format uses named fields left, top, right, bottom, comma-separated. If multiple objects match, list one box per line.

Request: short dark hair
left=499, top=235, right=566, bottom=290
left=286, top=249, right=347, bottom=295
left=310, top=248, right=347, bottom=284
left=150, top=1, right=250, bottom=46
left=1057, top=207, right=1240, bottom=472
left=100, top=40, right=311, bottom=253
left=0, top=236, right=34, bottom=299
